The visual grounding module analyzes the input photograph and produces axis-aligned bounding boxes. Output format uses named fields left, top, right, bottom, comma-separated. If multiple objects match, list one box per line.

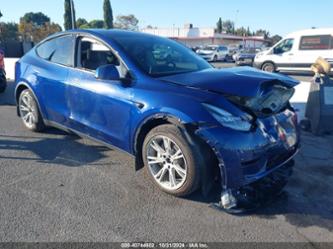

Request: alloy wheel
left=19, top=92, right=37, bottom=129
left=146, top=135, right=187, bottom=191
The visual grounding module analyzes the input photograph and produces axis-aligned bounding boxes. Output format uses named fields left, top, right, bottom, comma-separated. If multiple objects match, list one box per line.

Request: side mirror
left=95, top=64, right=120, bottom=81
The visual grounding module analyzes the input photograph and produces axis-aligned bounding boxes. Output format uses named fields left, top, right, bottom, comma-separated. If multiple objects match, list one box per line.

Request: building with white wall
left=141, top=24, right=267, bottom=49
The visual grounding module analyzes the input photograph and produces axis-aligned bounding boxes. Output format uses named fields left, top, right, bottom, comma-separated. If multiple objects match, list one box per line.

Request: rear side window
left=36, top=35, right=74, bottom=66
left=299, top=35, right=332, bottom=50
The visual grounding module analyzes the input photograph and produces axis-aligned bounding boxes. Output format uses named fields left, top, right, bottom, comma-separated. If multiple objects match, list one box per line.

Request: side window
left=299, top=35, right=331, bottom=50
left=36, top=35, right=74, bottom=66
left=77, top=37, right=120, bottom=71
left=274, top=39, right=294, bottom=54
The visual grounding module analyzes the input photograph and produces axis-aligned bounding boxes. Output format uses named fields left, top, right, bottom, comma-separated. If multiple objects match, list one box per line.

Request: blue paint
left=15, top=29, right=300, bottom=191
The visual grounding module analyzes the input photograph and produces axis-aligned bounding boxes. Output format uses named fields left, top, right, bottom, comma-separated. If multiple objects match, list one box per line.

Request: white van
left=254, top=28, right=333, bottom=74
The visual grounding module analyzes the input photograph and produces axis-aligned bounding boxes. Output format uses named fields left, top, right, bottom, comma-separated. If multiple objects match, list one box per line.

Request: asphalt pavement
left=0, top=76, right=333, bottom=242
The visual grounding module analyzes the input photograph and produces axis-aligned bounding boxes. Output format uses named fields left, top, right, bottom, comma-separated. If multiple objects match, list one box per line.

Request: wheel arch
left=15, top=82, right=44, bottom=119
left=133, top=113, right=221, bottom=196
left=133, top=113, right=188, bottom=171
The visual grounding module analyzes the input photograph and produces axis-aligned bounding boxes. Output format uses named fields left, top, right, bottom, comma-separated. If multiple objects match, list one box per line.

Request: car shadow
left=0, top=128, right=110, bottom=167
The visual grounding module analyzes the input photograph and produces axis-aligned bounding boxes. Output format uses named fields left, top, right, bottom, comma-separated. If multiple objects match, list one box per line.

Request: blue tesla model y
left=15, top=29, right=300, bottom=210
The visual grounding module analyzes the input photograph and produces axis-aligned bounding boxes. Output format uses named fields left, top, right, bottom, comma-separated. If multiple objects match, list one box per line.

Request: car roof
left=285, top=28, right=333, bottom=38
left=43, top=29, right=161, bottom=44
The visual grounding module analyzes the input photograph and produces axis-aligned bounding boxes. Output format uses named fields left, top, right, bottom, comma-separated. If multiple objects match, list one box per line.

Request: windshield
left=112, top=35, right=211, bottom=77
left=202, top=46, right=217, bottom=51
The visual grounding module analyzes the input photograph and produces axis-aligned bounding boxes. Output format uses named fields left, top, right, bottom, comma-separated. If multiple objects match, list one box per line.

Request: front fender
left=131, top=109, right=195, bottom=153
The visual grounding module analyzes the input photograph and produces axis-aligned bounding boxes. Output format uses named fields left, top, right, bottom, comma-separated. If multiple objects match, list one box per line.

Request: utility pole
left=70, top=0, right=75, bottom=29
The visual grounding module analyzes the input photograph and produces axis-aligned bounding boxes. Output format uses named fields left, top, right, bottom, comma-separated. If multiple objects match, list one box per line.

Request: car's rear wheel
left=261, top=62, right=276, bottom=73
left=143, top=124, right=201, bottom=197
left=18, top=89, right=45, bottom=132
left=213, top=55, right=218, bottom=62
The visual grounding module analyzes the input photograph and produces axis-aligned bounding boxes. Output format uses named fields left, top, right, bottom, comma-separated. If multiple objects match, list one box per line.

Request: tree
left=103, top=0, right=113, bottom=29
left=76, top=18, right=88, bottom=28
left=223, top=20, right=234, bottom=34
left=21, top=12, right=50, bottom=26
left=0, top=10, right=3, bottom=19
left=255, top=29, right=270, bottom=39
left=235, top=27, right=247, bottom=36
left=246, top=27, right=251, bottom=36
left=270, top=34, right=282, bottom=45
left=19, top=20, right=62, bottom=43
left=0, top=22, right=19, bottom=41
left=19, top=12, right=62, bottom=42
left=64, top=0, right=76, bottom=30
left=114, top=15, right=139, bottom=31
left=79, top=23, right=91, bottom=29
left=216, top=17, right=223, bottom=34
left=89, top=20, right=105, bottom=29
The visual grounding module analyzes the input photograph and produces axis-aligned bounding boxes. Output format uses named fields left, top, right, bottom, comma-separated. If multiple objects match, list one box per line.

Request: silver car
left=197, top=45, right=229, bottom=62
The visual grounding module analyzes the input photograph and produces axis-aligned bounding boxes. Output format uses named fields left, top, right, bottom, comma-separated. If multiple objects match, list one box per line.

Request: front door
left=66, top=36, right=135, bottom=151
left=271, top=38, right=295, bottom=71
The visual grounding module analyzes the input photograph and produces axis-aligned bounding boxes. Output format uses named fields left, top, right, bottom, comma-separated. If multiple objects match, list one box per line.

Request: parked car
left=15, top=30, right=300, bottom=210
left=227, top=44, right=242, bottom=61
left=233, top=49, right=257, bottom=66
left=254, top=28, right=333, bottom=73
left=0, top=48, right=6, bottom=93
left=0, top=69, right=6, bottom=93
left=196, top=45, right=229, bottom=62
left=191, top=46, right=200, bottom=53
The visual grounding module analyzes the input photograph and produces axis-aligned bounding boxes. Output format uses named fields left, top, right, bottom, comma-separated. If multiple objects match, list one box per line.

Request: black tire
left=0, top=85, right=6, bottom=93
left=261, top=62, right=276, bottom=73
left=18, top=89, right=45, bottom=132
left=213, top=55, right=218, bottom=62
left=0, top=77, right=6, bottom=93
left=142, top=124, right=201, bottom=197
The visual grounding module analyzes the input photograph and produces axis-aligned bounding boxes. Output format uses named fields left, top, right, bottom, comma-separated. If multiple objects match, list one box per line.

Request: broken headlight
left=203, top=103, right=252, bottom=131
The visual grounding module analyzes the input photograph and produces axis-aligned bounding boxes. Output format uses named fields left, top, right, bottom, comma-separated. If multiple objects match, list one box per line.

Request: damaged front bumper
left=195, top=108, right=300, bottom=212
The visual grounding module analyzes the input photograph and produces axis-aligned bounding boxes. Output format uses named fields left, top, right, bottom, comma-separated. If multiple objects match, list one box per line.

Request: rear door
left=218, top=46, right=228, bottom=60
left=35, top=35, right=75, bottom=124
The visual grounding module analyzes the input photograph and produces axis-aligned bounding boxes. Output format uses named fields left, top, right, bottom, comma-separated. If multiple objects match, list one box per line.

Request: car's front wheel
left=261, top=62, right=276, bottom=73
left=18, top=89, right=45, bottom=132
left=143, top=124, right=201, bottom=197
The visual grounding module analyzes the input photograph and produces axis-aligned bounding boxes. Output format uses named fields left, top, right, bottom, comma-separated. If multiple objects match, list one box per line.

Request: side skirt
left=44, top=120, right=135, bottom=159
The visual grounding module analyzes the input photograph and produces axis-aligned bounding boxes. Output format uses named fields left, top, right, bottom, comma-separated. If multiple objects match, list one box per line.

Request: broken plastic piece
left=221, top=189, right=237, bottom=209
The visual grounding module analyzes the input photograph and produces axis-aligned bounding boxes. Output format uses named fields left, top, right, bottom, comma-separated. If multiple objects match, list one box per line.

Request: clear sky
left=0, top=0, right=332, bottom=36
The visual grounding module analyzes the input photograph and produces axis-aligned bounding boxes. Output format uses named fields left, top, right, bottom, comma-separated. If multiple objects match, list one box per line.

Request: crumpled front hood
left=160, top=67, right=299, bottom=97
